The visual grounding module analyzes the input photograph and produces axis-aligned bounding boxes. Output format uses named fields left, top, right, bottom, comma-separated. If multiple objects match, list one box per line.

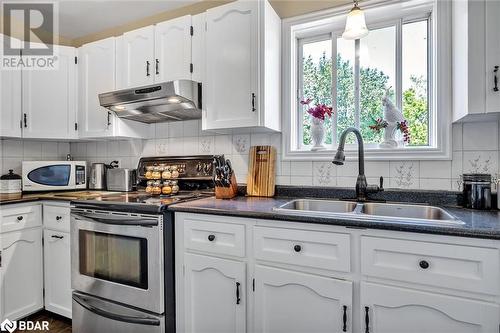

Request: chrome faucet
left=332, top=127, right=383, bottom=201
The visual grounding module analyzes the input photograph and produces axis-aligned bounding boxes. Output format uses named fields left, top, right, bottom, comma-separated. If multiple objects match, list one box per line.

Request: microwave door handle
left=73, top=292, right=160, bottom=326
left=71, top=212, right=158, bottom=226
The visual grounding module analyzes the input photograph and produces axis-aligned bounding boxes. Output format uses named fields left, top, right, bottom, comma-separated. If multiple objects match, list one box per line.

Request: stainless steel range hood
left=98, top=80, right=202, bottom=124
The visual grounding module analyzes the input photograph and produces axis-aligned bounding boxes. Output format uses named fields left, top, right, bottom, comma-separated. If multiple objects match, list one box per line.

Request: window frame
left=282, top=0, right=452, bottom=161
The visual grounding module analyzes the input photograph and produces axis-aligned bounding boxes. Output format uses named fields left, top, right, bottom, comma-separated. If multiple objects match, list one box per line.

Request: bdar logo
left=0, top=319, right=17, bottom=333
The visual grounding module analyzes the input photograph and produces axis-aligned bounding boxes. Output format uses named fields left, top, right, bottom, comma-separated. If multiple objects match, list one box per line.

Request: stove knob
left=196, top=163, right=203, bottom=172
left=204, top=163, right=212, bottom=173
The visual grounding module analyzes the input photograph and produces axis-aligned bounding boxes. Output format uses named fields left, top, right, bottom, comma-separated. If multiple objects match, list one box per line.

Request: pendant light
left=342, top=0, right=369, bottom=40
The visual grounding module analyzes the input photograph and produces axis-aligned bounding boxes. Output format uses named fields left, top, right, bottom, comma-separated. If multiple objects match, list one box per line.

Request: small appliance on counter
left=461, top=173, right=492, bottom=210
left=22, top=161, right=86, bottom=191
left=106, top=168, right=137, bottom=192
left=0, top=169, right=22, bottom=194
left=88, top=161, right=118, bottom=190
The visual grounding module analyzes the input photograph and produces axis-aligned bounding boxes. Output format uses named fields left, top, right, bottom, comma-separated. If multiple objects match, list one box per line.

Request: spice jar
left=171, top=180, right=179, bottom=195
left=152, top=166, right=161, bottom=179
left=145, top=166, right=154, bottom=179
left=162, top=181, right=172, bottom=195
left=145, top=180, right=154, bottom=194
left=162, top=166, right=172, bottom=180
left=152, top=180, right=162, bottom=195
left=171, top=165, right=179, bottom=179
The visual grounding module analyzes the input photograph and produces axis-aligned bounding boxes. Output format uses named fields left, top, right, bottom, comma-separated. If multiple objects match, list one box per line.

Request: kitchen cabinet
left=43, top=229, right=71, bottom=318
left=120, top=26, right=155, bottom=88
left=191, top=13, right=206, bottom=84
left=155, top=15, right=192, bottom=82
left=183, top=253, right=246, bottom=333
left=22, top=45, right=77, bottom=139
left=254, top=265, right=352, bottom=333
left=78, top=37, right=148, bottom=139
left=203, top=0, right=280, bottom=132
left=452, top=0, right=500, bottom=121
left=1, top=228, right=43, bottom=321
left=0, top=34, right=22, bottom=138
left=175, top=212, right=500, bottom=333
left=361, top=282, right=499, bottom=333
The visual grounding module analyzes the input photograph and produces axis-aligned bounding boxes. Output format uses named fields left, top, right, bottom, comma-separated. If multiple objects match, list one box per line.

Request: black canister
left=462, top=173, right=492, bottom=210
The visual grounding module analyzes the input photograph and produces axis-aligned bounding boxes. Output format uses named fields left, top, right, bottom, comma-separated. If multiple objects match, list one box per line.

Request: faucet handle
left=379, top=176, right=384, bottom=190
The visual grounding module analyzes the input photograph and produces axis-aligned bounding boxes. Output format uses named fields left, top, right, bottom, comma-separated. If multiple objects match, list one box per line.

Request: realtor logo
left=1, top=2, right=59, bottom=70
left=0, top=319, right=17, bottom=333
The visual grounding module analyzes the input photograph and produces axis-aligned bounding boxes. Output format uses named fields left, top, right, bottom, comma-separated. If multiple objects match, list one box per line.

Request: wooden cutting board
left=247, top=145, right=276, bottom=197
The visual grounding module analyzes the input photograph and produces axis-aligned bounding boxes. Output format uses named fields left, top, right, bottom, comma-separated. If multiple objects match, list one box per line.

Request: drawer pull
left=56, top=216, right=63, bottom=221
left=419, top=260, right=430, bottom=269
left=16, top=216, right=23, bottom=221
left=342, top=305, right=347, bottom=332
left=364, top=306, right=370, bottom=333
left=51, top=235, right=64, bottom=240
left=208, top=234, right=216, bottom=242
left=293, top=244, right=302, bottom=252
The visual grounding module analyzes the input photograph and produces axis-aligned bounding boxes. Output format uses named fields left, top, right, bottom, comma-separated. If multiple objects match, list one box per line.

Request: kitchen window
left=283, top=0, right=451, bottom=161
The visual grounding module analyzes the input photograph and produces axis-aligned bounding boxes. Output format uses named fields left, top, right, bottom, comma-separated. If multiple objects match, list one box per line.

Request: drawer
left=361, top=236, right=500, bottom=295
left=254, top=226, right=351, bottom=272
left=43, top=205, right=71, bottom=232
left=1, top=203, right=42, bottom=233
left=183, top=217, right=246, bottom=257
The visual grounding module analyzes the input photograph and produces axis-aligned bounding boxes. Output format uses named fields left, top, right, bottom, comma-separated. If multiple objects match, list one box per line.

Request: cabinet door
left=43, top=229, right=72, bottom=319
left=78, top=38, right=115, bottom=138
left=184, top=254, right=246, bottom=333
left=191, top=13, right=206, bottom=84
left=486, top=0, right=500, bottom=113
left=1, top=228, right=43, bottom=321
left=0, top=35, right=22, bottom=138
left=22, top=45, right=77, bottom=139
left=361, top=282, right=499, bottom=333
left=155, top=15, right=192, bottom=82
left=204, top=1, right=259, bottom=130
left=254, top=265, right=353, bottom=333
left=121, top=26, right=155, bottom=88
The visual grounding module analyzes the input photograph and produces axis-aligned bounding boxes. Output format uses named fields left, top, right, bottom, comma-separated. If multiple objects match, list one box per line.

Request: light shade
left=342, top=5, right=369, bottom=40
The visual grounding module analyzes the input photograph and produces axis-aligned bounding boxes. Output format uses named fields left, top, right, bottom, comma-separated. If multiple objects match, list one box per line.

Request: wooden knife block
left=215, top=173, right=238, bottom=199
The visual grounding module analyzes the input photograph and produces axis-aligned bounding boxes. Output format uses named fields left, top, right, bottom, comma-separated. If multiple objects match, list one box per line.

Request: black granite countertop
left=169, top=195, right=500, bottom=240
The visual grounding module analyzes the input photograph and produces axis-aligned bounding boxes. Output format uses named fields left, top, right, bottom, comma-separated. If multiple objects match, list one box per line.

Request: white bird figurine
left=380, top=87, right=406, bottom=148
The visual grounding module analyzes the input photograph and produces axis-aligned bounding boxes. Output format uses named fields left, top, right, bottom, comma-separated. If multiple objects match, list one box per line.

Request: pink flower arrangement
left=301, top=98, right=333, bottom=121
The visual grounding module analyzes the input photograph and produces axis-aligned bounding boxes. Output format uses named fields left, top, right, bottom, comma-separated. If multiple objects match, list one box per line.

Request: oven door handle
left=73, top=292, right=161, bottom=326
left=71, top=212, right=158, bottom=226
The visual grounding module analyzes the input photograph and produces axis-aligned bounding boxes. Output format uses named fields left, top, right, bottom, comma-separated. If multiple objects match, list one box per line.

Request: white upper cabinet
left=119, top=26, right=155, bottom=88
left=453, top=0, right=500, bottom=121
left=78, top=37, right=116, bottom=138
left=191, top=13, right=206, bottom=84
left=203, top=0, right=280, bottom=132
left=22, top=45, right=77, bottom=139
left=155, top=15, right=192, bottom=82
left=361, top=282, right=499, bottom=333
left=0, top=34, right=22, bottom=138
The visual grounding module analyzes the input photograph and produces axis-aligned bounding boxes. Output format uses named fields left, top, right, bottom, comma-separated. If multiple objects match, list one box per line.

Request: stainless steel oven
left=71, top=208, right=164, bottom=314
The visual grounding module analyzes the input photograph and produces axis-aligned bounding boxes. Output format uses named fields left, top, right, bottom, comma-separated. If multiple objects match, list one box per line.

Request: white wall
left=65, top=119, right=500, bottom=191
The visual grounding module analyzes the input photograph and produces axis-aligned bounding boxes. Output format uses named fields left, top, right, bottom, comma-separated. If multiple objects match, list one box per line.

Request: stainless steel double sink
left=273, top=199, right=464, bottom=226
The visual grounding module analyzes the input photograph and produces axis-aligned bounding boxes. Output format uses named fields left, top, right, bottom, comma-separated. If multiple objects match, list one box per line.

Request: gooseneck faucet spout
left=332, top=127, right=383, bottom=201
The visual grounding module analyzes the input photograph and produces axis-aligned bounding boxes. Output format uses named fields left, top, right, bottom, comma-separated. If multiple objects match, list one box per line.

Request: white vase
left=310, top=118, right=326, bottom=151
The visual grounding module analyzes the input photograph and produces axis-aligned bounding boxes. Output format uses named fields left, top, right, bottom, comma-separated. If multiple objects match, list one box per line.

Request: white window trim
left=281, top=0, right=452, bottom=161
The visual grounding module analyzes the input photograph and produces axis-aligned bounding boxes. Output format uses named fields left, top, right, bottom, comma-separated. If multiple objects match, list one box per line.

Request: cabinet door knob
left=251, top=93, right=256, bottom=112
left=293, top=244, right=302, bottom=252
left=16, top=216, right=23, bottom=221
left=342, top=305, right=347, bottom=332
left=365, top=306, right=370, bottom=333
left=235, top=281, right=241, bottom=305
left=56, top=216, right=62, bottom=221
left=155, top=59, right=160, bottom=75
left=51, top=235, right=64, bottom=239
left=146, top=61, right=151, bottom=76
left=494, top=66, right=499, bottom=92
left=419, top=260, right=430, bottom=269
left=208, top=234, right=215, bottom=242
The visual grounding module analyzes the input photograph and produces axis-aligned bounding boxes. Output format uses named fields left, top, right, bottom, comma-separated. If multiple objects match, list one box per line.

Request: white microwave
left=22, top=161, right=87, bottom=191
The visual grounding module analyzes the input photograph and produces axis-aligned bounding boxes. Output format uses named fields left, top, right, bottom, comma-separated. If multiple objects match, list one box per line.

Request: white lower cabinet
left=184, top=253, right=246, bottom=333
left=175, top=213, right=500, bottom=333
left=43, top=229, right=71, bottom=318
left=361, top=282, right=499, bottom=333
left=1, top=227, right=43, bottom=321
left=254, top=265, right=352, bottom=333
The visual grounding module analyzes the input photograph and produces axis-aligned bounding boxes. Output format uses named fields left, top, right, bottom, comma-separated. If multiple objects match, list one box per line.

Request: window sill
left=283, top=146, right=451, bottom=161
